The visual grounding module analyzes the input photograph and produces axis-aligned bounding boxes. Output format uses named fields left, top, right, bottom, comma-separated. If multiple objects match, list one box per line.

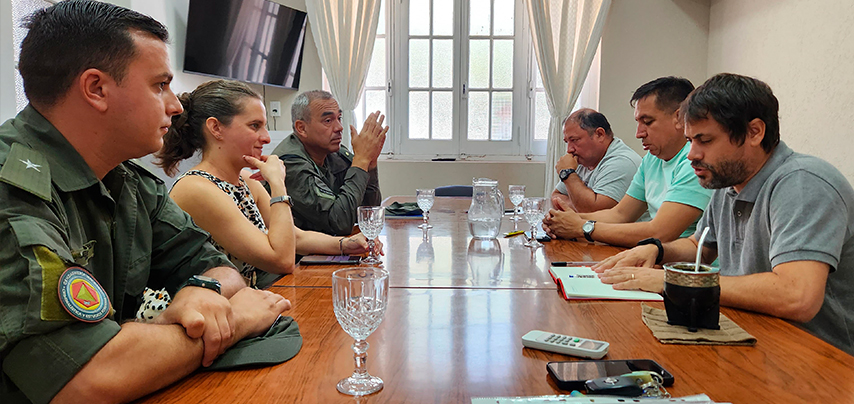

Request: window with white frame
left=356, top=0, right=389, bottom=153
left=326, top=0, right=599, bottom=160
left=394, top=0, right=530, bottom=158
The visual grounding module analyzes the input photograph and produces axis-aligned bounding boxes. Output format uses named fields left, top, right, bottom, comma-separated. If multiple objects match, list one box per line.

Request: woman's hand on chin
left=244, top=155, right=286, bottom=186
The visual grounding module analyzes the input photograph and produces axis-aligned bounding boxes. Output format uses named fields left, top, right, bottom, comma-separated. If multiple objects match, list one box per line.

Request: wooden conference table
left=139, top=197, right=854, bottom=404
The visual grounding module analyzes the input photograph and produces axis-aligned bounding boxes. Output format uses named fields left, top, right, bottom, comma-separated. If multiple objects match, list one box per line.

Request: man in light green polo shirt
left=543, top=77, right=712, bottom=248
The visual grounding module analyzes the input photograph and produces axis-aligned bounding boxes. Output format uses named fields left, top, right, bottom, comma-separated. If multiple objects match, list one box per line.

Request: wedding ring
left=631, top=273, right=635, bottom=280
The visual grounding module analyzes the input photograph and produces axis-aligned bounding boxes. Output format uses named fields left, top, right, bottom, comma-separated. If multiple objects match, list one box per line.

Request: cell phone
left=298, top=255, right=362, bottom=265
left=524, top=230, right=551, bottom=242
left=546, top=359, right=674, bottom=391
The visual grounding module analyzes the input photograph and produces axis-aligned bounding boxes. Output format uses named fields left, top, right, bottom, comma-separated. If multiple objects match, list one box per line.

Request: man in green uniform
left=0, top=2, right=290, bottom=403
left=272, top=90, right=387, bottom=236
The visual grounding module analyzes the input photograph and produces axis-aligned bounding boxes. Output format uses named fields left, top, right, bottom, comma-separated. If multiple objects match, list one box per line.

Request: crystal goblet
left=508, top=185, right=526, bottom=222
left=358, top=206, right=384, bottom=265
left=416, top=188, right=435, bottom=229
left=522, top=197, right=548, bottom=248
left=332, top=267, right=389, bottom=396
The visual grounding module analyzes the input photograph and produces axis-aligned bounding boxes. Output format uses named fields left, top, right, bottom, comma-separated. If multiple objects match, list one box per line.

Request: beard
left=692, top=159, right=750, bottom=189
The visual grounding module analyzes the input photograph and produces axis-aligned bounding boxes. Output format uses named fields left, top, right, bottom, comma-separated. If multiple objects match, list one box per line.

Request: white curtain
left=525, top=0, right=611, bottom=196
left=305, top=0, right=382, bottom=147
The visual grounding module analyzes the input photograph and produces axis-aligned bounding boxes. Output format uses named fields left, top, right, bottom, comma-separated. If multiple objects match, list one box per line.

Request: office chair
left=434, top=185, right=473, bottom=197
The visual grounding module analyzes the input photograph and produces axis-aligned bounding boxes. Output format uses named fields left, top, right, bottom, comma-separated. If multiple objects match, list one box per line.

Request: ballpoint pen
left=551, top=261, right=598, bottom=267
left=504, top=230, right=525, bottom=237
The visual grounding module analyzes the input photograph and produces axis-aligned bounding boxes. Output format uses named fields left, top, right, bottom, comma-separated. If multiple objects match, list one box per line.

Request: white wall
left=599, top=0, right=710, bottom=155
left=376, top=160, right=545, bottom=199
left=708, top=0, right=854, bottom=182
left=125, top=0, right=321, bottom=119
left=0, top=0, right=15, bottom=120
left=0, top=1, right=20, bottom=122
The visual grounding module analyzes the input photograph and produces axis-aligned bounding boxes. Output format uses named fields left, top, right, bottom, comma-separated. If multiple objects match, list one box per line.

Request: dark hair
left=155, top=80, right=261, bottom=176
left=19, top=0, right=169, bottom=108
left=630, top=76, right=695, bottom=114
left=682, top=73, right=780, bottom=153
left=567, top=108, right=614, bottom=137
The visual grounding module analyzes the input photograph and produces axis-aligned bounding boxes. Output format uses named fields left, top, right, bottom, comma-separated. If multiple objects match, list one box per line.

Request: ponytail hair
left=155, top=79, right=261, bottom=176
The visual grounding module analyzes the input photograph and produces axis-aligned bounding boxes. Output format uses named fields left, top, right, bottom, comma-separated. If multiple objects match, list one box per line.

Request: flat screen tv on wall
left=183, top=0, right=307, bottom=89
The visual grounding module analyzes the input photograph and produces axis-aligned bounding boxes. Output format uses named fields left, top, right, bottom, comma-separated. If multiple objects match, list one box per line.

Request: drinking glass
left=332, top=267, right=389, bottom=396
left=522, top=197, right=548, bottom=248
left=508, top=185, right=526, bottom=222
left=358, top=206, right=385, bottom=265
left=416, top=188, right=435, bottom=229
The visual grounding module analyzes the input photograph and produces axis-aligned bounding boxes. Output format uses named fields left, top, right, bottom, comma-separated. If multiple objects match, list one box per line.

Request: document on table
left=472, top=394, right=727, bottom=404
left=549, top=266, right=663, bottom=301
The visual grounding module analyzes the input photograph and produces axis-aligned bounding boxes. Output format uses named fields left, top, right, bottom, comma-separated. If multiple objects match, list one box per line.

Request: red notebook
left=549, top=265, right=663, bottom=301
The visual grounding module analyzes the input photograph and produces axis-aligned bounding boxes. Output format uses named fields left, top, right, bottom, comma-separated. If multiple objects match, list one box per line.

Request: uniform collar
left=286, top=134, right=326, bottom=173
left=14, top=105, right=100, bottom=192
left=286, top=133, right=352, bottom=174
left=733, top=141, right=793, bottom=202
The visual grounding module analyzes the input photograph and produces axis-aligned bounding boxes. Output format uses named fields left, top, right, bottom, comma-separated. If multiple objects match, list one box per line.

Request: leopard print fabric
left=136, top=287, right=172, bottom=322
left=176, top=170, right=268, bottom=287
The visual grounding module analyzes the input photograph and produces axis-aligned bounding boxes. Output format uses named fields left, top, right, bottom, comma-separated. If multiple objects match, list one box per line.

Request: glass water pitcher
left=467, top=178, right=504, bottom=239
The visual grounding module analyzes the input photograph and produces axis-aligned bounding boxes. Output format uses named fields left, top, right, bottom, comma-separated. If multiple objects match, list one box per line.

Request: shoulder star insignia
left=20, top=159, right=42, bottom=172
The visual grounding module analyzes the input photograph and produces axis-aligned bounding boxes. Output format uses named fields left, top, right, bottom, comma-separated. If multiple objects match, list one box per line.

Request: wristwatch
left=179, top=275, right=222, bottom=295
left=582, top=220, right=596, bottom=242
left=636, top=237, right=665, bottom=265
left=270, top=195, right=292, bottom=206
left=559, top=168, right=577, bottom=181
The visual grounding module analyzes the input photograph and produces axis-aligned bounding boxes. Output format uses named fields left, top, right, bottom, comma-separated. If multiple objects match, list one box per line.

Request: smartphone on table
left=524, top=230, right=551, bottom=242
left=298, top=255, right=362, bottom=265
left=546, top=359, right=674, bottom=391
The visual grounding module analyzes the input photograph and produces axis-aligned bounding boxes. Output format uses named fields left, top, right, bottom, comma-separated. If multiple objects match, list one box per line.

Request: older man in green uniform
left=272, top=90, right=387, bottom=236
left=0, top=2, right=290, bottom=403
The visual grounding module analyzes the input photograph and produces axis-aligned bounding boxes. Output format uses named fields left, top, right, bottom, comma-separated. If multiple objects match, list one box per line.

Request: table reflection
left=415, top=237, right=435, bottom=265
left=280, top=197, right=623, bottom=289
left=467, top=238, right=503, bottom=287
left=386, top=288, right=547, bottom=393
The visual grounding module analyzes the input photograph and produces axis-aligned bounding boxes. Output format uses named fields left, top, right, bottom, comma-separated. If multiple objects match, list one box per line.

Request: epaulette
left=126, top=159, right=165, bottom=184
left=337, top=146, right=354, bottom=163
left=279, top=153, right=306, bottom=162
left=0, top=142, right=52, bottom=201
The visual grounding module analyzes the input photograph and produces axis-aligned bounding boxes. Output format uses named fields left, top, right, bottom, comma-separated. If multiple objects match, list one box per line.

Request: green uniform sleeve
left=4, top=322, right=121, bottom=404
left=0, top=186, right=120, bottom=404
left=363, top=167, right=382, bottom=206
left=139, top=175, right=236, bottom=294
left=284, top=157, right=371, bottom=236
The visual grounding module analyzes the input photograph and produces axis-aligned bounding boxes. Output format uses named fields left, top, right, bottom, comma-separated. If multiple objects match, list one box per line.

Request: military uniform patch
left=57, top=266, right=111, bottom=322
left=0, top=143, right=52, bottom=201
left=312, top=176, right=336, bottom=200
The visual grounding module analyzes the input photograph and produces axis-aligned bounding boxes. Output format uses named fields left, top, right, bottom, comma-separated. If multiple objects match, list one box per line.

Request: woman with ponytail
left=156, top=80, right=374, bottom=288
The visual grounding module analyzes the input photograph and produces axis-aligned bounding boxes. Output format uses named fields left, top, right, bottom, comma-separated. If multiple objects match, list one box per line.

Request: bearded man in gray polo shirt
left=593, top=73, right=854, bottom=355
left=551, top=108, right=642, bottom=213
